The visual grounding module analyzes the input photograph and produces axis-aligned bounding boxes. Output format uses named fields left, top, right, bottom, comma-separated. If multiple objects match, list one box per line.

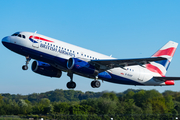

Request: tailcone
left=165, top=80, right=174, bottom=85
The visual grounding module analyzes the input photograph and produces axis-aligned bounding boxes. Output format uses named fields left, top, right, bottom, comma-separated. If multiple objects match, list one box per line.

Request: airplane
left=2, top=31, right=180, bottom=89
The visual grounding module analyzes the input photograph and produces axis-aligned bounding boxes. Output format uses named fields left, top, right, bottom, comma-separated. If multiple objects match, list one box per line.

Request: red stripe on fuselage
left=29, top=36, right=54, bottom=43
left=146, top=64, right=165, bottom=77
left=153, top=47, right=176, bottom=57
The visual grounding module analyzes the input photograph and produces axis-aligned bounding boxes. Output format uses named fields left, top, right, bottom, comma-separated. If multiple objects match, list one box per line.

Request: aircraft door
left=32, top=32, right=39, bottom=48
left=138, top=67, right=144, bottom=81
left=32, top=36, right=39, bottom=48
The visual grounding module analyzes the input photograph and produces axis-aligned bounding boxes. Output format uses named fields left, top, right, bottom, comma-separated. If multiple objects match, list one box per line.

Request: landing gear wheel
left=94, top=81, right=101, bottom=88
left=91, top=81, right=96, bottom=88
left=22, top=65, right=28, bottom=70
left=22, top=56, right=31, bottom=70
left=91, top=81, right=101, bottom=88
left=67, top=82, right=76, bottom=89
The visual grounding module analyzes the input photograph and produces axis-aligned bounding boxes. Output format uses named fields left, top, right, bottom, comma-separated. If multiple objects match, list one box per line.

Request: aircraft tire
left=91, top=81, right=101, bottom=88
left=67, top=82, right=76, bottom=89
left=91, top=81, right=96, bottom=88
left=22, top=65, right=28, bottom=70
left=94, top=81, right=101, bottom=88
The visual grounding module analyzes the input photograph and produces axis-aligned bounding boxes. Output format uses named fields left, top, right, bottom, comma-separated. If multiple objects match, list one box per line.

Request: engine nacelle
left=32, top=61, right=62, bottom=78
left=67, top=58, right=98, bottom=76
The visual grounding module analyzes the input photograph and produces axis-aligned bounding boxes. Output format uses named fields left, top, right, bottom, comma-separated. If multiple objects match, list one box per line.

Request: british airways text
left=40, top=43, right=75, bottom=57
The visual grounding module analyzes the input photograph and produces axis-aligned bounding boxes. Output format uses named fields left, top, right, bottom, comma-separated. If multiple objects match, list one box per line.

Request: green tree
left=33, top=98, right=53, bottom=114
left=133, top=90, right=145, bottom=107
left=102, top=92, right=118, bottom=101
left=53, top=102, right=70, bottom=114
left=18, top=99, right=32, bottom=114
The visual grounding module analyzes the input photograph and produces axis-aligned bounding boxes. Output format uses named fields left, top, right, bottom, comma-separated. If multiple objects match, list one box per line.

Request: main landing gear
left=66, top=71, right=76, bottom=89
left=66, top=72, right=101, bottom=89
left=91, top=76, right=101, bottom=88
left=22, top=56, right=31, bottom=70
left=91, top=80, right=101, bottom=88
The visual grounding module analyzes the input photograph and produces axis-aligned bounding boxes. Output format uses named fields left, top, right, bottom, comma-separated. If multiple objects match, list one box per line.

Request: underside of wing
left=154, top=77, right=180, bottom=81
left=90, top=57, right=166, bottom=70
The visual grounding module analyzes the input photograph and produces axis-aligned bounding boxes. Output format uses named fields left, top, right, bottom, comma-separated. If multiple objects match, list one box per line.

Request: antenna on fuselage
left=33, top=31, right=37, bottom=39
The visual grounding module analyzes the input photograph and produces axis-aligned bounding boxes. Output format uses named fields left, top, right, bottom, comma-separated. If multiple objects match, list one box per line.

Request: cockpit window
left=11, top=33, right=26, bottom=39
left=18, top=34, right=21, bottom=37
left=12, top=33, right=18, bottom=36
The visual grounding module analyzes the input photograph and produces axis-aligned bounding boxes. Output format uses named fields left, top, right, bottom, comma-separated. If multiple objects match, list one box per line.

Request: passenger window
left=53, top=45, right=55, bottom=47
left=67, top=49, right=69, bottom=51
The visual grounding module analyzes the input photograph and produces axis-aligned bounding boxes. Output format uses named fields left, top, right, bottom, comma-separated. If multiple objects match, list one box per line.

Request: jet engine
left=31, top=61, right=62, bottom=78
left=67, top=58, right=99, bottom=76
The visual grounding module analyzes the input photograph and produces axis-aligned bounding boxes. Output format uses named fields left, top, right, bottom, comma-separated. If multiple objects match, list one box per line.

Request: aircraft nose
left=2, top=36, right=11, bottom=47
left=2, top=36, right=10, bottom=43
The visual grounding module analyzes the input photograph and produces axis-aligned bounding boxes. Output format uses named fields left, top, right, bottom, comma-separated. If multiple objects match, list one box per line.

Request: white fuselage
left=2, top=31, right=172, bottom=86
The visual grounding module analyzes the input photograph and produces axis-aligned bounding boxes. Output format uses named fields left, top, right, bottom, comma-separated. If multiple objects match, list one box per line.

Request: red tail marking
left=146, top=64, right=165, bottom=77
left=153, top=47, right=176, bottom=57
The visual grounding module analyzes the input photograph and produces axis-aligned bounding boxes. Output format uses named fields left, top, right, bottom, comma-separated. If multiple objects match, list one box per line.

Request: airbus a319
left=2, top=31, right=180, bottom=89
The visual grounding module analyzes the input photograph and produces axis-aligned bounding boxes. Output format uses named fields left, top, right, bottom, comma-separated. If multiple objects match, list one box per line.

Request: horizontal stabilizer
left=154, top=77, right=180, bottom=81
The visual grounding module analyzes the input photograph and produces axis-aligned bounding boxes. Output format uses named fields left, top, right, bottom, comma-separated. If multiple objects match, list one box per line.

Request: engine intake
left=32, top=61, right=62, bottom=78
left=67, top=58, right=99, bottom=76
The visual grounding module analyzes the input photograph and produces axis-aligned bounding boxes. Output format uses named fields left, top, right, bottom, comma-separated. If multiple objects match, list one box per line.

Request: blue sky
left=0, top=0, right=180, bottom=95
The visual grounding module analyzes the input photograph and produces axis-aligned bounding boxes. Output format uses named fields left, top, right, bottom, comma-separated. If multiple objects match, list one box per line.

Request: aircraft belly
left=106, top=68, right=143, bottom=85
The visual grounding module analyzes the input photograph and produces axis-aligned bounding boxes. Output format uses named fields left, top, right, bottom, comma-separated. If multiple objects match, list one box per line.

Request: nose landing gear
left=67, top=81, right=76, bottom=89
left=22, top=56, right=31, bottom=70
left=67, top=71, right=76, bottom=89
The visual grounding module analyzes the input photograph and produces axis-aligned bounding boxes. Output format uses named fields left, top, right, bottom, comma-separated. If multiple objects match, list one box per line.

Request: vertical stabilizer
left=146, top=41, right=178, bottom=76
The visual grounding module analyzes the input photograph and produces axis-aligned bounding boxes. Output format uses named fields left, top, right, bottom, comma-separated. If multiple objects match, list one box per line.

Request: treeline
left=0, top=89, right=180, bottom=119
left=1, top=89, right=105, bottom=103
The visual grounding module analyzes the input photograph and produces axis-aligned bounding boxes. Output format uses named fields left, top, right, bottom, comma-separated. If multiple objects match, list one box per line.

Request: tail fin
left=146, top=41, right=178, bottom=76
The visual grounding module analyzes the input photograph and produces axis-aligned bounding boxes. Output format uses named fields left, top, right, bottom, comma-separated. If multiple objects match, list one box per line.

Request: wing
left=154, top=77, right=180, bottom=81
left=90, top=57, right=166, bottom=71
